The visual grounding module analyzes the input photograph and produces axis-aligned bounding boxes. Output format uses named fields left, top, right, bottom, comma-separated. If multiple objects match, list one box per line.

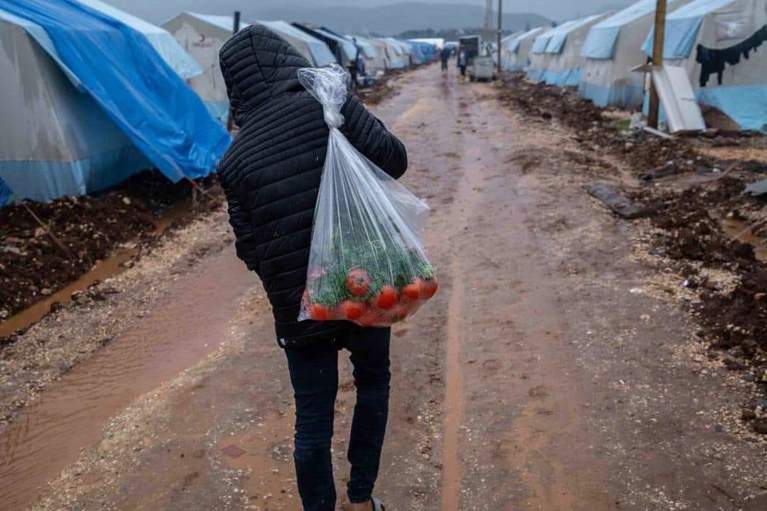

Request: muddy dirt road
left=2, top=64, right=766, bottom=510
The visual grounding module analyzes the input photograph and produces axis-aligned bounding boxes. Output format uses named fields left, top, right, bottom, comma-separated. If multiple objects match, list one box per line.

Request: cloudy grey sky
left=104, top=0, right=633, bottom=24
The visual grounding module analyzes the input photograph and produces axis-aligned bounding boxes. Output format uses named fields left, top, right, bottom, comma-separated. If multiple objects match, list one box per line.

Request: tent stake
left=21, top=203, right=74, bottom=260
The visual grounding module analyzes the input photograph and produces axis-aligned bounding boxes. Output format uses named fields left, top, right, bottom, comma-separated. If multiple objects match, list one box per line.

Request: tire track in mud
left=437, top=89, right=491, bottom=510
left=440, top=255, right=466, bottom=511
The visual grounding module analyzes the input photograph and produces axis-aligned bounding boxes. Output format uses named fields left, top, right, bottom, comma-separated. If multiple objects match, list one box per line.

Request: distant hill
left=255, top=3, right=552, bottom=35
left=106, top=0, right=552, bottom=36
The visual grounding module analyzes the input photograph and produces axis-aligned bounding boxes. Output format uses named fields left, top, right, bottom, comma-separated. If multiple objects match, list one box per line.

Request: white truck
left=459, top=35, right=494, bottom=82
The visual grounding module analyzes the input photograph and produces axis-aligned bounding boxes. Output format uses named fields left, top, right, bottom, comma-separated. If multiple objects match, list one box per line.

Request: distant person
left=440, top=46, right=451, bottom=71
left=218, top=26, right=407, bottom=511
left=457, top=49, right=468, bottom=78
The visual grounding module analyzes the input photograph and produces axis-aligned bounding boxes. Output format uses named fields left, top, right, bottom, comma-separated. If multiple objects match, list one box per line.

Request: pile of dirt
left=637, top=179, right=767, bottom=428
left=356, top=69, right=405, bottom=105
left=0, top=171, right=221, bottom=322
left=497, top=73, right=723, bottom=178
left=497, top=72, right=767, bottom=430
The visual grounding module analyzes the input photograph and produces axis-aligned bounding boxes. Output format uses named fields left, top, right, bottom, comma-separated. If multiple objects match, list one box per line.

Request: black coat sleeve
left=223, top=189, right=261, bottom=275
left=340, top=96, right=408, bottom=179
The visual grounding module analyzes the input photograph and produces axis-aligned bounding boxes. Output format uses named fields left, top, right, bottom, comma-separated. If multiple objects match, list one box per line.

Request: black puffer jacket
left=217, top=26, right=408, bottom=348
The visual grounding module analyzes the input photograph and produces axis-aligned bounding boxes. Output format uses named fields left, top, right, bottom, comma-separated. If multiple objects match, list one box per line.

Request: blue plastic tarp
left=546, top=14, right=603, bottom=54
left=582, top=0, right=660, bottom=59
left=0, top=177, right=12, bottom=207
left=506, top=27, right=543, bottom=54
left=531, top=20, right=579, bottom=54
left=0, top=0, right=230, bottom=183
left=642, top=0, right=736, bottom=58
left=77, top=0, right=202, bottom=79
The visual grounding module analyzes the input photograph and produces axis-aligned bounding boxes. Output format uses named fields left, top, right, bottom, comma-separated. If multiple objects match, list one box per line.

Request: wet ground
left=2, top=64, right=767, bottom=510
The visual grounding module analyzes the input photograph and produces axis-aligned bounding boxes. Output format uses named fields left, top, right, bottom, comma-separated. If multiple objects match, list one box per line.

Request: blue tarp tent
left=641, top=0, right=767, bottom=131
left=0, top=0, right=230, bottom=205
left=77, top=0, right=202, bottom=80
left=579, top=0, right=685, bottom=108
left=527, top=14, right=609, bottom=86
left=409, top=40, right=438, bottom=62
left=501, top=27, right=545, bottom=71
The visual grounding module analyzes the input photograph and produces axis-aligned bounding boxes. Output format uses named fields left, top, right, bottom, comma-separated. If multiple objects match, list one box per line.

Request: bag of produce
left=297, top=64, right=438, bottom=327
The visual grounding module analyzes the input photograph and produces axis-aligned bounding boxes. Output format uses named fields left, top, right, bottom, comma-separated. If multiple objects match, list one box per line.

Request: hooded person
left=217, top=25, right=407, bottom=511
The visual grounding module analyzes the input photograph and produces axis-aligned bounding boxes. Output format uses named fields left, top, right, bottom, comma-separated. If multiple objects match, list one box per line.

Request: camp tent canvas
left=293, top=24, right=356, bottom=67
left=527, top=13, right=611, bottom=87
left=256, top=21, right=336, bottom=67
left=0, top=9, right=149, bottom=205
left=0, top=1, right=227, bottom=206
left=353, top=35, right=387, bottom=75
left=383, top=37, right=409, bottom=68
left=76, top=0, right=202, bottom=79
left=501, top=27, right=544, bottom=70
left=579, top=0, right=690, bottom=108
left=642, top=0, right=767, bottom=131
left=163, top=13, right=248, bottom=122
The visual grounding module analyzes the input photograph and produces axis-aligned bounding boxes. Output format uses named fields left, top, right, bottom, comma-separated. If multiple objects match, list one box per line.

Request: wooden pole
left=648, top=0, right=667, bottom=129
left=496, top=0, right=503, bottom=76
left=226, top=11, right=242, bottom=133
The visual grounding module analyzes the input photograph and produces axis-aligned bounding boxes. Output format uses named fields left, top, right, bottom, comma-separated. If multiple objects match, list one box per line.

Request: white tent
left=163, top=13, right=248, bottom=121
left=579, top=0, right=690, bottom=108
left=76, top=0, right=202, bottom=79
left=0, top=9, right=150, bottom=205
left=527, top=13, right=612, bottom=87
left=381, top=38, right=409, bottom=69
left=641, top=0, right=767, bottom=131
left=257, top=21, right=336, bottom=67
left=352, top=35, right=387, bottom=75
left=501, top=27, right=544, bottom=71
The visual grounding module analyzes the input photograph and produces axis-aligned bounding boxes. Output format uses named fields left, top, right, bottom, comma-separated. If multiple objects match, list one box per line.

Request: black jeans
left=285, top=328, right=391, bottom=511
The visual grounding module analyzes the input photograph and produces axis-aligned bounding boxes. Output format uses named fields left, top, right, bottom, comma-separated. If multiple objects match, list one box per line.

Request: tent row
left=0, top=3, right=437, bottom=206
left=501, top=0, right=767, bottom=132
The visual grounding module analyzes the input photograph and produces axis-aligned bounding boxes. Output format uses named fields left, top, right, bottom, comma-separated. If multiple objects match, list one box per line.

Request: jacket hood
left=220, top=25, right=312, bottom=126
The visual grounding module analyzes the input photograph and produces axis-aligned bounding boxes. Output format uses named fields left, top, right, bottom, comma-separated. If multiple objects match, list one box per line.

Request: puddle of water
left=0, top=247, right=137, bottom=338
left=0, top=248, right=253, bottom=510
left=0, top=199, right=201, bottom=339
left=721, top=217, right=767, bottom=262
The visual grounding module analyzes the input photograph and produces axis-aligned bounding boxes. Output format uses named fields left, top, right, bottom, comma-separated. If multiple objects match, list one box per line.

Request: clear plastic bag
left=297, top=64, right=438, bottom=327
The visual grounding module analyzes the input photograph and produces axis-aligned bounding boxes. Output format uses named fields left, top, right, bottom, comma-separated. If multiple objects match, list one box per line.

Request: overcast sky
left=104, top=0, right=633, bottom=23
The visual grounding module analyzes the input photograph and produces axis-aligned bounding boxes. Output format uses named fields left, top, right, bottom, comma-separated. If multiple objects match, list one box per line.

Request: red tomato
left=346, top=268, right=371, bottom=297
left=402, top=280, right=422, bottom=300
left=357, top=309, right=383, bottom=327
left=374, top=285, right=398, bottom=310
left=420, top=278, right=439, bottom=299
left=338, top=300, right=366, bottom=320
left=390, top=304, right=410, bottom=322
left=309, top=303, right=333, bottom=321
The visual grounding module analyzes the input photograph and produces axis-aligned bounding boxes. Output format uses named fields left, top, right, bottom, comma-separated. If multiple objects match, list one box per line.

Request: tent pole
left=226, top=11, right=242, bottom=133
left=648, top=0, right=667, bottom=129
left=496, top=0, right=503, bottom=77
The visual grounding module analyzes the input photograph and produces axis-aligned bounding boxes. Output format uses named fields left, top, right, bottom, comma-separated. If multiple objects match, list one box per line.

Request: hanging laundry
left=696, top=25, right=767, bottom=87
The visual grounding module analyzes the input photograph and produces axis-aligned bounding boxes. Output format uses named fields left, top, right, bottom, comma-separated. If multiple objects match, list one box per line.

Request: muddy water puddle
left=0, top=249, right=253, bottom=510
left=0, top=198, right=204, bottom=339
